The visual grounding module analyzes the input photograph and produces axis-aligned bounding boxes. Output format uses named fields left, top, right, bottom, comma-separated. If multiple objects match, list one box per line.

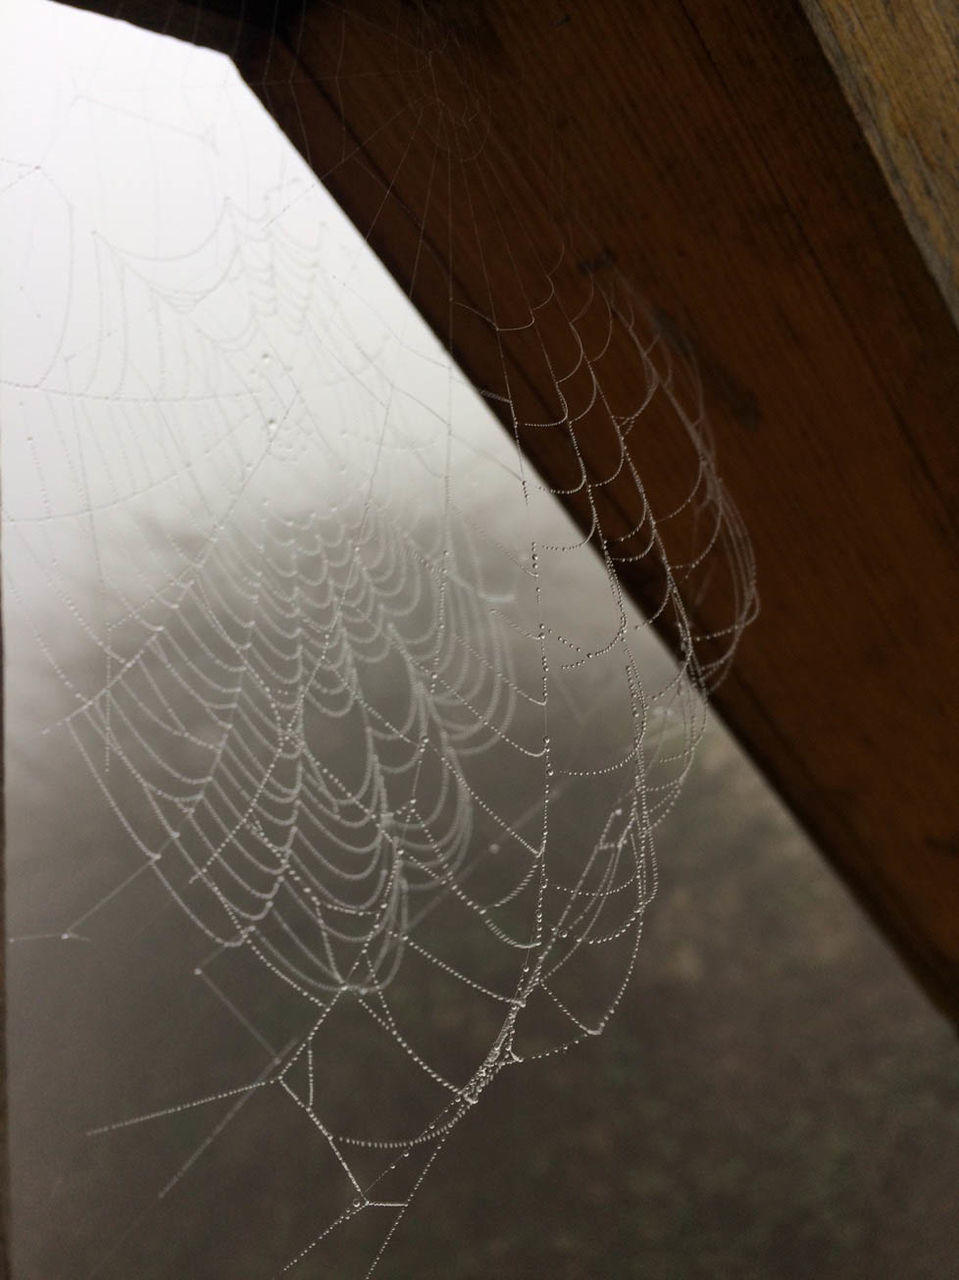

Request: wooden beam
left=46, top=0, right=959, bottom=1022
left=802, top=0, right=959, bottom=327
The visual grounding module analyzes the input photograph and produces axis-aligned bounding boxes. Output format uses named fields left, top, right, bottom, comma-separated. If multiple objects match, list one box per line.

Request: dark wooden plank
left=238, top=0, right=959, bottom=1017
left=42, top=0, right=959, bottom=1023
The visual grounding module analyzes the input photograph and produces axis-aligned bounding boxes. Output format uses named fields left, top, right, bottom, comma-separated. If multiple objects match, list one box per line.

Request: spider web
left=1, top=2, right=756, bottom=1275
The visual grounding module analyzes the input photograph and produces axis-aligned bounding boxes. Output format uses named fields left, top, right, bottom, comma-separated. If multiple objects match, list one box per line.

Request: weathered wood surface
left=802, top=0, right=959, bottom=328
left=49, top=0, right=959, bottom=1022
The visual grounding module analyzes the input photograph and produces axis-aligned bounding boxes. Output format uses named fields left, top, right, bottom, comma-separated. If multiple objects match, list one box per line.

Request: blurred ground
left=11, top=708, right=959, bottom=1278
left=378, top=726, right=959, bottom=1279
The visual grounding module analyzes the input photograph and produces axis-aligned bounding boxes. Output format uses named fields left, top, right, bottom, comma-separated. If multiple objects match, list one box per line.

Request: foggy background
left=3, top=3, right=958, bottom=1277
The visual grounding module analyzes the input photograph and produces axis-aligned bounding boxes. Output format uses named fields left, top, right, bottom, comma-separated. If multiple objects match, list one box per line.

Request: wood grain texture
left=46, top=0, right=959, bottom=1021
left=802, top=0, right=959, bottom=326
left=241, top=0, right=959, bottom=1017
